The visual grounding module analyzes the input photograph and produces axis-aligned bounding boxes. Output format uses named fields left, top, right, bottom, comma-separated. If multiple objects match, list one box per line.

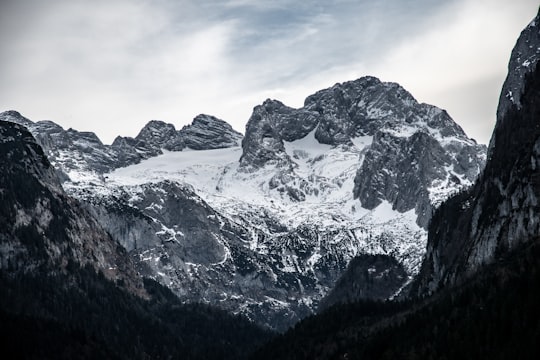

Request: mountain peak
left=180, top=114, right=242, bottom=150
left=0, top=110, right=34, bottom=127
left=261, top=98, right=287, bottom=110
left=493, top=10, right=540, bottom=152
left=0, top=110, right=23, bottom=118
left=192, top=113, right=222, bottom=124
left=136, top=120, right=177, bottom=141
left=240, top=77, right=485, bottom=227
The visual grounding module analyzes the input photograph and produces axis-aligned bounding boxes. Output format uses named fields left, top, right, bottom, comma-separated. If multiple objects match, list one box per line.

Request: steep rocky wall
left=413, top=13, right=540, bottom=295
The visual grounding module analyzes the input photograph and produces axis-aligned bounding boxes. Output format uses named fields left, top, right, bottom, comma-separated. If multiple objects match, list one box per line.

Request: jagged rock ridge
left=0, top=111, right=242, bottom=177
left=181, top=114, right=243, bottom=150
left=240, top=77, right=485, bottom=227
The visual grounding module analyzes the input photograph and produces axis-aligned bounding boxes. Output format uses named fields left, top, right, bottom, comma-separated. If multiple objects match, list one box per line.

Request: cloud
left=0, top=0, right=538, bottom=144
left=0, top=0, right=238, bottom=140
left=364, top=0, right=538, bottom=143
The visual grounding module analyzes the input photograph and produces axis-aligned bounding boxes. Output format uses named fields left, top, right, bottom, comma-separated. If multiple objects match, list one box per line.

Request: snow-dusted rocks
left=110, top=114, right=242, bottom=159
left=120, top=120, right=185, bottom=158
left=240, top=77, right=485, bottom=227
left=181, top=114, right=243, bottom=150
left=111, top=114, right=242, bottom=161
left=0, top=111, right=243, bottom=180
left=0, top=110, right=120, bottom=175
left=240, top=99, right=319, bottom=169
left=354, top=129, right=482, bottom=228
left=1, top=75, right=486, bottom=331
left=73, top=180, right=228, bottom=265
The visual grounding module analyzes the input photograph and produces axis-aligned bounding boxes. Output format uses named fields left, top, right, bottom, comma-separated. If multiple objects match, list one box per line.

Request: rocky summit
left=240, top=77, right=485, bottom=228
left=0, top=76, right=485, bottom=331
left=181, top=114, right=243, bottom=150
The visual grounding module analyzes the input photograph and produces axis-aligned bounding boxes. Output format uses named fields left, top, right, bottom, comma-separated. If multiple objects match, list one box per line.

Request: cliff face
left=181, top=114, right=243, bottom=150
left=0, top=120, right=144, bottom=295
left=414, top=12, right=540, bottom=295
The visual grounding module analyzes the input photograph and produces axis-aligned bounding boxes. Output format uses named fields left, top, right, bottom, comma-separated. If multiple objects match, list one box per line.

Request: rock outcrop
left=181, top=114, right=243, bottom=150
left=0, top=111, right=242, bottom=178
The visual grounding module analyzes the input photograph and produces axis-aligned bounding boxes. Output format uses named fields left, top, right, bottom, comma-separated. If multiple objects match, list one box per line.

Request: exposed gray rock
left=113, top=114, right=242, bottom=156
left=240, top=99, right=318, bottom=169
left=109, top=136, right=146, bottom=167
left=180, top=114, right=243, bottom=150
left=305, top=76, right=418, bottom=143
left=355, top=131, right=452, bottom=228
left=240, top=77, right=486, bottom=227
left=135, top=120, right=186, bottom=154
left=0, top=120, right=144, bottom=295
left=0, top=111, right=122, bottom=174
left=0, top=110, right=33, bottom=127
left=0, top=111, right=242, bottom=177
left=76, top=181, right=226, bottom=265
left=496, top=14, right=540, bottom=127
left=111, top=120, right=185, bottom=160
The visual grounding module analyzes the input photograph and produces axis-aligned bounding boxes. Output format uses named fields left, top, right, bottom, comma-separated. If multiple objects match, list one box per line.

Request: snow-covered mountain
left=240, top=77, right=485, bottom=228
left=0, top=111, right=242, bottom=177
left=0, top=76, right=486, bottom=331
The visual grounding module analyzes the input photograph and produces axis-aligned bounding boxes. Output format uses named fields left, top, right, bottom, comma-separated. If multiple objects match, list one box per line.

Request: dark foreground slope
left=251, top=11, right=540, bottom=360
left=252, top=236, right=540, bottom=360
left=0, top=272, right=272, bottom=360
left=413, top=13, right=540, bottom=295
left=0, top=121, right=271, bottom=359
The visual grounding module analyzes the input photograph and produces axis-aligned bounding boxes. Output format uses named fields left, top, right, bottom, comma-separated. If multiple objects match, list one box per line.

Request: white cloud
left=0, top=0, right=538, bottom=144
left=0, top=0, right=240, bottom=141
left=362, top=0, right=538, bottom=143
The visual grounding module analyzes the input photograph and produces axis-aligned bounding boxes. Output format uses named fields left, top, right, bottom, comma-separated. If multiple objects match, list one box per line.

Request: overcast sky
left=0, top=0, right=538, bottom=145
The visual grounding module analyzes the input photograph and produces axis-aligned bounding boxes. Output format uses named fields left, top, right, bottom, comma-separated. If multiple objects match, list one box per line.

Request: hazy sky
left=0, top=0, right=538, bottom=144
